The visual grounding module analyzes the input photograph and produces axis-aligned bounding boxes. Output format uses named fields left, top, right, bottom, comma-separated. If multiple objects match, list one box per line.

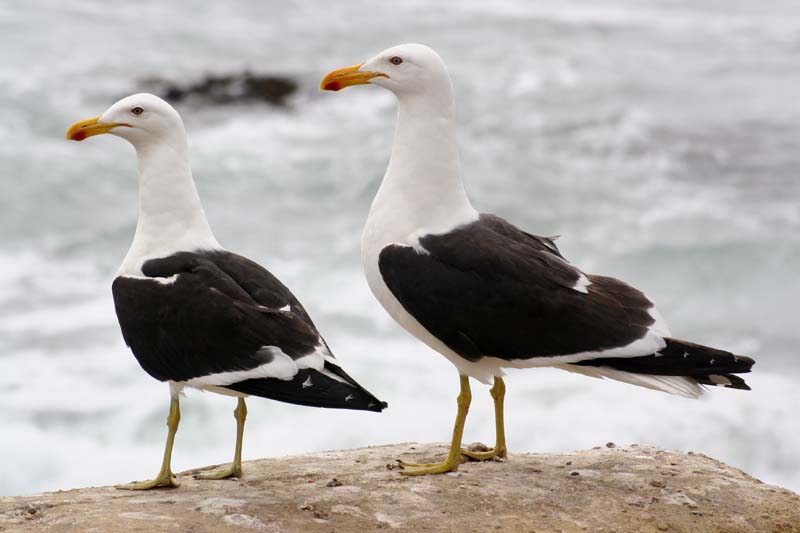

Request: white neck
left=365, top=88, right=477, bottom=248
left=118, top=136, right=220, bottom=276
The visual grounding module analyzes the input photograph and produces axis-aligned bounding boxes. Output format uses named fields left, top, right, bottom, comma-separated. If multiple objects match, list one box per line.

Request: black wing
left=113, top=250, right=386, bottom=411
left=378, top=214, right=656, bottom=362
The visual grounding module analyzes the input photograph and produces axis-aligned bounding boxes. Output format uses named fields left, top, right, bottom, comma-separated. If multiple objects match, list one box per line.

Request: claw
left=461, top=447, right=506, bottom=461
left=193, top=464, right=242, bottom=480
left=400, top=460, right=460, bottom=476
left=398, top=459, right=445, bottom=468
left=116, top=474, right=180, bottom=490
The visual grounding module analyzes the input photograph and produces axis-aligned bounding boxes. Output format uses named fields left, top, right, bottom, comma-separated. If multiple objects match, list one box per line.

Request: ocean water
left=1, top=0, right=799, bottom=496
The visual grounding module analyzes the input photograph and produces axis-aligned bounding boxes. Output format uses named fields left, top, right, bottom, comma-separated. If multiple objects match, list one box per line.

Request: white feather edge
left=118, top=273, right=180, bottom=285
left=460, top=305, right=671, bottom=382
left=180, top=344, right=351, bottom=390
left=553, top=363, right=704, bottom=399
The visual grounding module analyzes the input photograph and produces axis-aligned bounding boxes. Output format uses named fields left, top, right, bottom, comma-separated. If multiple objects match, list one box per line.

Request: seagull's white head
left=320, top=43, right=452, bottom=99
left=66, top=93, right=185, bottom=147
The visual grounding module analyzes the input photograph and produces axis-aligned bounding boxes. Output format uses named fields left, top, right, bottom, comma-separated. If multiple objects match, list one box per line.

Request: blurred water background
left=1, top=0, right=799, bottom=496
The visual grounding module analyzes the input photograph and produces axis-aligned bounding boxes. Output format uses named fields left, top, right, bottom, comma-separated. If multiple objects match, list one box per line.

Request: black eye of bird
left=390, top=56, right=403, bottom=66
left=131, top=107, right=144, bottom=116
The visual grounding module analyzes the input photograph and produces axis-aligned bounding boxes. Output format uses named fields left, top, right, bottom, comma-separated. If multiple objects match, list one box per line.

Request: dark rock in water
left=144, top=72, right=298, bottom=107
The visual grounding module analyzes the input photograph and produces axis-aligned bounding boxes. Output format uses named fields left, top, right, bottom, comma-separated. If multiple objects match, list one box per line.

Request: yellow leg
left=117, top=396, right=181, bottom=490
left=195, top=398, right=247, bottom=480
left=400, top=374, right=471, bottom=476
left=461, top=376, right=508, bottom=461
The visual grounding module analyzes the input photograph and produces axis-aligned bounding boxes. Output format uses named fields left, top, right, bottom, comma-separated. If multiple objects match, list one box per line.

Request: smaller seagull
left=321, top=44, right=754, bottom=476
left=66, top=94, right=386, bottom=490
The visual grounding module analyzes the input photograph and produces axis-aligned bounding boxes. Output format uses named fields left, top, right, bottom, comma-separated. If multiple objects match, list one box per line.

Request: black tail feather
left=576, top=338, right=754, bottom=391
left=225, top=361, right=387, bottom=412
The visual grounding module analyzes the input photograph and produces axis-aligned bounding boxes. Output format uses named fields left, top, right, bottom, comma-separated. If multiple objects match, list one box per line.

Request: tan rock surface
left=1, top=442, right=798, bottom=532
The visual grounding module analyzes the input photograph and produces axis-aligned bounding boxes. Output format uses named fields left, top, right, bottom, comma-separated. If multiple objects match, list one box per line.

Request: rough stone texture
left=1, top=443, right=798, bottom=533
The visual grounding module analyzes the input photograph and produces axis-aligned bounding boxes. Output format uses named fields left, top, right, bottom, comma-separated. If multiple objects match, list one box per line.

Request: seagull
left=320, top=44, right=754, bottom=476
left=66, top=93, right=386, bottom=489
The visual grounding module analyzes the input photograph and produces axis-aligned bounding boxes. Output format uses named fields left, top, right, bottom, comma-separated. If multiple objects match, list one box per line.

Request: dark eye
left=131, top=106, right=144, bottom=116
left=390, top=56, right=403, bottom=66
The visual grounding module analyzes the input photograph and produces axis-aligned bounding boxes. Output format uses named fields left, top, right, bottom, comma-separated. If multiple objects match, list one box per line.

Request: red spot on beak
left=71, top=131, right=87, bottom=141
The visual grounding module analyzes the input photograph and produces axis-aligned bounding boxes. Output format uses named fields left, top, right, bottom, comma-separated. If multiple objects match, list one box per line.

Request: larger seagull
left=66, top=94, right=386, bottom=489
left=321, top=44, right=754, bottom=476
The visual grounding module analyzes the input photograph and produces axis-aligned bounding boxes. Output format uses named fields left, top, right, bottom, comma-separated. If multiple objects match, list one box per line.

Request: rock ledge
left=1, top=443, right=798, bottom=532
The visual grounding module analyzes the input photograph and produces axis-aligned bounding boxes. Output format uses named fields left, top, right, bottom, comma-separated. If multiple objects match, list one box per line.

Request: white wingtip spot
left=709, top=374, right=732, bottom=387
left=302, top=376, right=313, bottom=389
left=279, top=304, right=291, bottom=312
left=345, top=394, right=354, bottom=402
left=572, top=273, right=591, bottom=294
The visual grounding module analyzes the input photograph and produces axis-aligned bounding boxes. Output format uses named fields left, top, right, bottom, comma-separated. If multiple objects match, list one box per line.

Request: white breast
left=361, top=196, right=504, bottom=383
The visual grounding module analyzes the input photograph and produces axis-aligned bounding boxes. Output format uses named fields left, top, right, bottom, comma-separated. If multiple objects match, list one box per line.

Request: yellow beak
left=65, top=116, right=125, bottom=141
left=319, top=63, right=387, bottom=91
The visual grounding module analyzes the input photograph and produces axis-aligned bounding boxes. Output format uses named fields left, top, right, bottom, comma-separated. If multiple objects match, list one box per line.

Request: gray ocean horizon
left=1, top=0, right=798, bottom=495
